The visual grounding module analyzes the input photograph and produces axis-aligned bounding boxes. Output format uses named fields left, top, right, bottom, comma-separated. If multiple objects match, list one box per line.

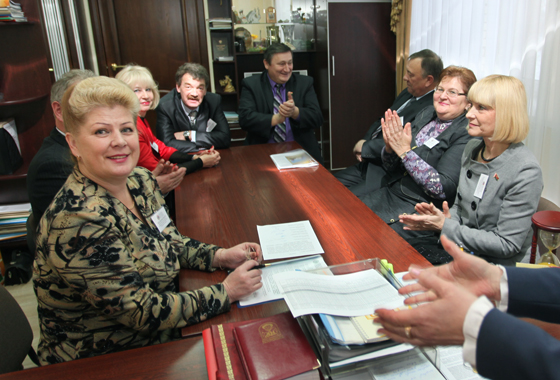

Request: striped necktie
left=189, top=110, right=197, bottom=126
left=273, top=84, right=287, bottom=142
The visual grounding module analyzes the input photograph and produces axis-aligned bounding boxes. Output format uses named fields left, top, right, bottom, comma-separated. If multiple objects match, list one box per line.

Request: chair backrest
left=0, top=285, right=36, bottom=374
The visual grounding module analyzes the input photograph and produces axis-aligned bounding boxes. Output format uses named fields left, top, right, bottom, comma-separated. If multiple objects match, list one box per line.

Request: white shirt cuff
left=494, top=265, right=509, bottom=312
left=462, top=296, right=494, bottom=368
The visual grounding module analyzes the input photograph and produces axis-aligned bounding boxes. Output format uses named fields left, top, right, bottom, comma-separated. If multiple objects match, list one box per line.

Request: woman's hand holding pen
left=217, top=243, right=263, bottom=302
left=213, top=242, right=262, bottom=270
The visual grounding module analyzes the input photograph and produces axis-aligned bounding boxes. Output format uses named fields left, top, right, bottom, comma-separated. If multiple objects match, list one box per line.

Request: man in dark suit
left=156, top=63, right=230, bottom=153
left=334, top=49, right=443, bottom=196
left=238, top=43, right=324, bottom=164
left=27, top=70, right=185, bottom=220
left=27, top=70, right=96, bottom=219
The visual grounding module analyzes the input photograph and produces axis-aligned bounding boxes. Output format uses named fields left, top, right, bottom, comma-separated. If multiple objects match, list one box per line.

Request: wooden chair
left=0, top=285, right=40, bottom=374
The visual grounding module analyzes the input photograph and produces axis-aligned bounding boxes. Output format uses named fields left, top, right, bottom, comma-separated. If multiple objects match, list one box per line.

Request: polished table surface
left=175, top=142, right=429, bottom=336
left=1, top=142, right=429, bottom=379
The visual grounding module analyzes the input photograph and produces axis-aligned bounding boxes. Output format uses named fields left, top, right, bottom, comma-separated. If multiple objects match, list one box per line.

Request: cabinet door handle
left=110, top=63, right=126, bottom=72
left=331, top=56, right=335, bottom=76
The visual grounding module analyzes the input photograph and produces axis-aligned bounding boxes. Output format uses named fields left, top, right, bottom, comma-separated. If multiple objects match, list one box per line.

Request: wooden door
left=89, top=0, right=208, bottom=92
left=328, top=2, right=395, bottom=170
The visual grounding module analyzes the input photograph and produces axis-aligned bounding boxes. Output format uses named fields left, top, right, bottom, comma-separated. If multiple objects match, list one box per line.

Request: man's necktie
left=273, top=84, right=287, bottom=142
left=371, top=97, right=417, bottom=139
left=189, top=110, right=197, bottom=126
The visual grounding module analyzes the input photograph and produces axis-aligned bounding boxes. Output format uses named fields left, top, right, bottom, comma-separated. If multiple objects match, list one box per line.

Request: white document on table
left=275, top=269, right=405, bottom=318
left=257, top=220, right=324, bottom=260
left=238, top=255, right=328, bottom=307
left=437, top=346, right=487, bottom=380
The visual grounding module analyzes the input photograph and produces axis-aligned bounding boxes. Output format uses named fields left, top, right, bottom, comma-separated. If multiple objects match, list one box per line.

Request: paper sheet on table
left=239, top=255, right=328, bottom=307
left=275, top=269, right=405, bottom=317
left=257, top=220, right=324, bottom=260
left=437, top=346, right=487, bottom=380
left=332, top=348, right=446, bottom=380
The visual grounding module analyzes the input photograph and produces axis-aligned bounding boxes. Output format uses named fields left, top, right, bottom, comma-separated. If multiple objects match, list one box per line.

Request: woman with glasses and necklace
left=399, top=75, right=543, bottom=265
left=359, top=66, right=476, bottom=262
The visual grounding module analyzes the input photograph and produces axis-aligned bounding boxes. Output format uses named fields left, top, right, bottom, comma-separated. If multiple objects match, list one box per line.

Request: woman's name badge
left=151, top=206, right=170, bottom=232
left=424, top=138, right=439, bottom=149
left=474, top=174, right=489, bottom=199
left=151, top=142, right=159, bottom=153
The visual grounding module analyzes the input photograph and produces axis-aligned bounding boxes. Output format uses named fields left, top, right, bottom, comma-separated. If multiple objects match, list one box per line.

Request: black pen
left=249, top=264, right=269, bottom=270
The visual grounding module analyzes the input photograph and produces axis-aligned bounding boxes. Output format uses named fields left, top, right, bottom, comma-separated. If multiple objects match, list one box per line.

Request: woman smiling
left=359, top=66, right=476, bottom=251
left=33, top=77, right=263, bottom=364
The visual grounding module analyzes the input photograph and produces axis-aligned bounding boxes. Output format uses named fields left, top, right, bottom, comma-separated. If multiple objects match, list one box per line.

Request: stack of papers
left=0, top=203, right=30, bottom=241
left=270, top=149, right=319, bottom=170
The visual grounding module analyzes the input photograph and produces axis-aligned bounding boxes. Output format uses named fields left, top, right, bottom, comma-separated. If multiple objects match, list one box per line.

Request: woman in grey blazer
left=400, top=75, right=543, bottom=265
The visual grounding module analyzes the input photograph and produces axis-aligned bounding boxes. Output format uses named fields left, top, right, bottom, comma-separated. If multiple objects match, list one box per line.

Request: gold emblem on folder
left=258, top=322, right=283, bottom=343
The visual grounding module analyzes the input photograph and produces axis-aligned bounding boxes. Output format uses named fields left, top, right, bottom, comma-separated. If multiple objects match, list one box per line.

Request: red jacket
left=137, top=117, right=177, bottom=171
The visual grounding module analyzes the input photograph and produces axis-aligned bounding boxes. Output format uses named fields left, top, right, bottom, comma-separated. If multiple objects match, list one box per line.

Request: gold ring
left=405, top=326, right=412, bottom=339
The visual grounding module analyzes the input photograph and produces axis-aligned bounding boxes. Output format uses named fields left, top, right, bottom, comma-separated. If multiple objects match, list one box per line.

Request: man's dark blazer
left=361, top=88, right=434, bottom=166
left=156, top=89, right=230, bottom=153
left=238, top=71, right=324, bottom=164
left=334, top=89, right=435, bottom=197
left=27, top=128, right=74, bottom=219
left=477, top=267, right=560, bottom=380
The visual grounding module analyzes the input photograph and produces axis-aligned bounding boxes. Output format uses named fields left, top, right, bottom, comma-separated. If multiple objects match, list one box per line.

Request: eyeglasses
left=435, top=87, right=466, bottom=99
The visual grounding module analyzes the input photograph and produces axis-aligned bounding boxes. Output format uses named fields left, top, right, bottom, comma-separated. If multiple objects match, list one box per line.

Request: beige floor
left=6, top=281, right=40, bottom=369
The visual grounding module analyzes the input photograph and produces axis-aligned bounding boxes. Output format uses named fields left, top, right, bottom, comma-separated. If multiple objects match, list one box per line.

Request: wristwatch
left=183, top=131, right=190, bottom=141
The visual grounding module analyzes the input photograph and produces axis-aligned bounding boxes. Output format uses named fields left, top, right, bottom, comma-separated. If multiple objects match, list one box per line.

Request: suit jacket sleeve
left=238, top=76, right=274, bottom=139
left=193, top=93, right=230, bottom=149
left=476, top=267, right=560, bottom=380
left=288, top=76, right=323, bottom=132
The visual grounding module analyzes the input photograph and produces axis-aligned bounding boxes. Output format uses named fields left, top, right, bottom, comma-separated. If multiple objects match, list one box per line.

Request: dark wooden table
left=176, top=142, right=428, bottom=336
left=1, top=142, right=429, bottom=380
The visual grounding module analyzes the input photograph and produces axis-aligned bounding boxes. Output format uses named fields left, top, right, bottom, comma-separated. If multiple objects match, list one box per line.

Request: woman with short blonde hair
left=34, top=76, right=263, bottom=364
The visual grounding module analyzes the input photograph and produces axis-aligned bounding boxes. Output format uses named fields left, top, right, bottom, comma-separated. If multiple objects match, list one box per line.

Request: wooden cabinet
left=0, top=0, right=55, bottom=205
left=327, top=2, right=395, bottom=170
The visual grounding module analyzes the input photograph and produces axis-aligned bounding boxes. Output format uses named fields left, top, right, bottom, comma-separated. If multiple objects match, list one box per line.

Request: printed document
left=239, top=255, right=327, bottom=307
left=257, top=220, right=324, bottom=260
left=275, top=269, right=405, bottom=317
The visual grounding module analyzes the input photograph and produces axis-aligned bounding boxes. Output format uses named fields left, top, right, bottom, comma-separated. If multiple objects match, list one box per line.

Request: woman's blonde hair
left=62, top=76, right=140, bottom=135
left=115, top=64, right=161, bottom=109
left=467, top=75, right=529, bottom=143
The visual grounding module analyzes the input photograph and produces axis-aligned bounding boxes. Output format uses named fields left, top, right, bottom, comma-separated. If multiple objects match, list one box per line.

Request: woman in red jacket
left=116, top=65, right=220, bottom=172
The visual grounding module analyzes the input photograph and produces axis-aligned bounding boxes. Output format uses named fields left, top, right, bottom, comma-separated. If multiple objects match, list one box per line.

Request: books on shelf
left=0, top=203, right=30, bottom=241
left=270, top=149, right=319, bottom=170
left=223, top=111, right=238, bottom=124
left=0, top=0, right=26, bottom=22
left=204, top=312, right=320, bottom=380
left=209, top=17, right=232, bottom=29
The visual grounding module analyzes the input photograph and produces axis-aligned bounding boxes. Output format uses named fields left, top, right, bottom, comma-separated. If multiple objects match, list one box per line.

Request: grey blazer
left=442, top=139, right=543, bottom=265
